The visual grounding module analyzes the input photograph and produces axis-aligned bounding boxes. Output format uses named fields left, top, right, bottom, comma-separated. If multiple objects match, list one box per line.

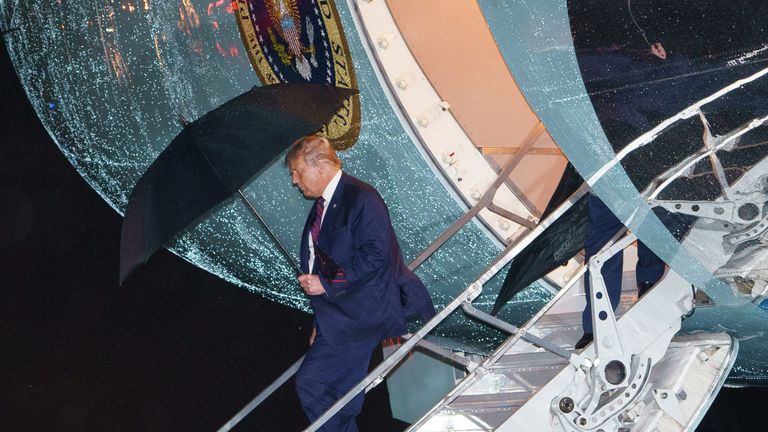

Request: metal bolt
left=559, top=397, right=574, bottom=413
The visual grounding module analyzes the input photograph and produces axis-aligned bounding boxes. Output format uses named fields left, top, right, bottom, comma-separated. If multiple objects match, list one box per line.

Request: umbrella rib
left=188, top=122, right=302, bottom=274
left=192, top=136, right=230, bottom=189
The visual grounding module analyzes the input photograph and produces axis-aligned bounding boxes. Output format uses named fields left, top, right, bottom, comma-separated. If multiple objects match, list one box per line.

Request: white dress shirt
left=309, top=169, right=342, bottom=273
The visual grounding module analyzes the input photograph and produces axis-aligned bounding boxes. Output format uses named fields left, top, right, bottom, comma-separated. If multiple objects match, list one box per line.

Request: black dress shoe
left=638, top=281, right=654, bottom=297
left=575, top=332, right=593, bottom=350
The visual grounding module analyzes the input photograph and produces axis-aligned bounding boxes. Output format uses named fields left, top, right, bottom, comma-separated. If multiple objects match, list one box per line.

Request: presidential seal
left=235, top=0, right=361, bottom=150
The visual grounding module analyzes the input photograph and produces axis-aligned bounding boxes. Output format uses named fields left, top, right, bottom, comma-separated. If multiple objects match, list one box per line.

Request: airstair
left=218, top=180, right=737, bottom=431
left=405, top=250, right=735, bottom=432
left=216, top=22, right=768, bottom=429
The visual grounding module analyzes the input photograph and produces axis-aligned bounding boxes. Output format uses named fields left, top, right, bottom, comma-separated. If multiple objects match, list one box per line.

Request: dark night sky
left=0, top=35, right=766, bottom=432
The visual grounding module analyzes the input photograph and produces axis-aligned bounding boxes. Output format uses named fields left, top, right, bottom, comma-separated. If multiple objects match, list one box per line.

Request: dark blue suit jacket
left=300, top=173, right=435, bottom=348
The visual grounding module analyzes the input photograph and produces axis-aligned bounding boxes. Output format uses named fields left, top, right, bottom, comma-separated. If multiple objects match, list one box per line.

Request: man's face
left=289, top=157, right=325, bottom=199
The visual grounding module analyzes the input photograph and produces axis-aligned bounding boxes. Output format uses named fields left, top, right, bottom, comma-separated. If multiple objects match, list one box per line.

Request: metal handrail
left=407, top=123, right=545, bottom=271
left=216, top=356, right=305, bottom=432
left=461, top=302, right=588, bottom=367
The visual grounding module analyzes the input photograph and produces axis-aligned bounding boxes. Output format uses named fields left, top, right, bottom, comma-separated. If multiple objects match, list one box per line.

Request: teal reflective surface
left=479, top=0, right=768, bottom=382
left=0, top=1, right=540, bottom=352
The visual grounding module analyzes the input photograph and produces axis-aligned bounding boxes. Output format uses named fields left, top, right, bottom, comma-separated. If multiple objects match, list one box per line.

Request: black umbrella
left=492, top=163, right=586, bottom=315
left=119, top=83, right=357, bottom=283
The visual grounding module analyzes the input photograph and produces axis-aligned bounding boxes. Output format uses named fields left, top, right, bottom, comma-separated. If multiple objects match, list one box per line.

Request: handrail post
left=461, top=302, right=590, bottom=368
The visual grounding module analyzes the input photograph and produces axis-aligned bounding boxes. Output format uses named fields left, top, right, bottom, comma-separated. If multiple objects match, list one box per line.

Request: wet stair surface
left=407, top=271, right=736, bottom=432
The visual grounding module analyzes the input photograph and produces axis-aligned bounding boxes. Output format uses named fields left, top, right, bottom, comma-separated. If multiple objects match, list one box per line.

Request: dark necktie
left=310, top=197, right=325, bottom=245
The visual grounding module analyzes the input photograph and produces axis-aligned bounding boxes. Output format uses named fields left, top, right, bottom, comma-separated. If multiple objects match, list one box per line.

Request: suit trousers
left=295, top=328, right=377, bottom=432
left=581, top=195, right=665, bottom=334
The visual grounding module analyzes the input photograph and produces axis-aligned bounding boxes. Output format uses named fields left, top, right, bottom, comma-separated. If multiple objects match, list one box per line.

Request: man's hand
left=298, top=274, right=326, bottom=296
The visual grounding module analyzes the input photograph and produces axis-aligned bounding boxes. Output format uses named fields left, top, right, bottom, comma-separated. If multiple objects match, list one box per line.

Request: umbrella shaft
left=238, top=190, right=303, bottom=275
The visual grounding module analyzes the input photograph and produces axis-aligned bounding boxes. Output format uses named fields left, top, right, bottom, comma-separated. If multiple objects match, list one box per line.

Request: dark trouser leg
left=582, top=195, right=624, bottom=334
left=636, top=241, right=665, bottom=295
left=295, top=330, right=376, bottom=432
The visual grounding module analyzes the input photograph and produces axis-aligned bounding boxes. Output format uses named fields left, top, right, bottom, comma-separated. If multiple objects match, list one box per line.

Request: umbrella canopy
left=492, top=163, right=586, bottom=315
left=119, top=83, right=357, bottom=283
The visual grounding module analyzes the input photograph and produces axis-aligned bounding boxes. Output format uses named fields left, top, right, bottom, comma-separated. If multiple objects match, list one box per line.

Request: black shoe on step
left=638, top=281, right=654, bottom=297
left=575, top=332, right=593, bottom=350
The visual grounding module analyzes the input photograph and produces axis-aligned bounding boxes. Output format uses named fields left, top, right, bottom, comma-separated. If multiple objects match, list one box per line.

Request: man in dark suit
left=286, top=135, right=435, bottom=431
